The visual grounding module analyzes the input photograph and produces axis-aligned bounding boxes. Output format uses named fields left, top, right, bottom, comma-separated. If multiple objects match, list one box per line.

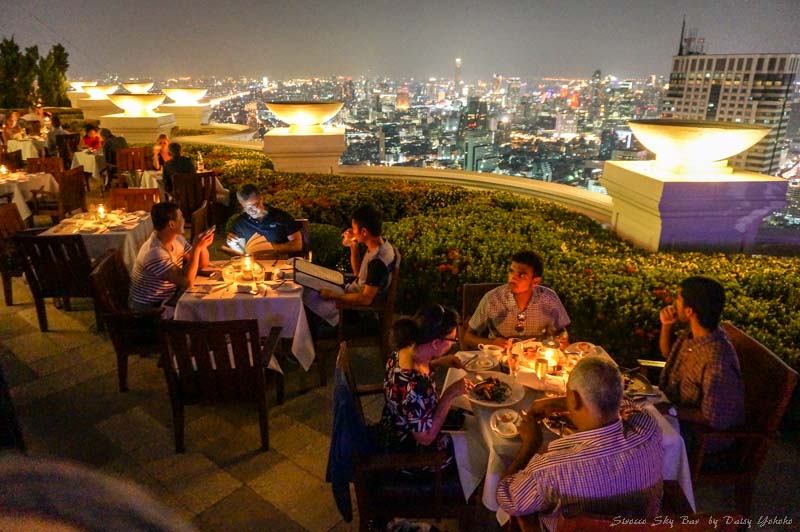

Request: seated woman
left=152, top=134, right=170, bottom=170
left=379, top=304, right=470, bottom=463
left=81, top=125, right=102, bottom=150
left=2, top=116, right=23, bottom=142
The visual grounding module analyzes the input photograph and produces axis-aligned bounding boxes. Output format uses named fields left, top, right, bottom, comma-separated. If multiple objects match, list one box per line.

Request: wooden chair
left=460, top=282, right=502, bottom=350
left=12, top=232, right=100, bottom=331
left=338, top=245, right=401, bottom=362
left=0, top=204, right=40, bottom=306
left=1, top=149, right=23, bottom=171
left=681, top=322, right=799, bottom=515
left=26, top=156, right=64, bottom=177
left=54, top=133, right=80, bottom=170
left=172, top=171, right=215, bottom=226
left=109, top=187, right=160, bottom=212
left=30, top=166, right=87, bottom=223
left=189, top=200, right=208, bottom=244
left=334, top=343, right=472, bottom=531
left=89, top=249, right=163, bottom=392
left=157, top=320, right=282, bottom=453
left=114, top=147, right=148, bottom=188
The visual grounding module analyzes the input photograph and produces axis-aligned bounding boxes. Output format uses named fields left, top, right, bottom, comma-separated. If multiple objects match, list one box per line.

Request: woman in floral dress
left=380, top=304, right=471, bottom=461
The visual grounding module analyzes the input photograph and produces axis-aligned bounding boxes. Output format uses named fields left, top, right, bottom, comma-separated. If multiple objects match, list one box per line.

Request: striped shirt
left=468, top=284, right=570, bottom=339
left=497, top=402, right=663, bottom=532
left=659, top=327, right=744, bottom=431
left=129, top=233, right=192, bottom=307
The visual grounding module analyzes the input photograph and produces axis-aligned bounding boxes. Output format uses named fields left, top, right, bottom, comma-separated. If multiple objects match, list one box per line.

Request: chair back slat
left=109, top=188, right=160, bottom=212
left=1, top=149, right=23, bottom=171
left=173, top=172, right=214, bottom=223
left=190, top=200, right=208, bottom=243
left=59, top=166, right=88, bottom=215
left=89, top=249, right=131, bottom=316
left=13, top=233, right=94, bottom=299
left=722, top=322, right=799, bottom=432
left=55, top=133, right=80, bottom=169
left=0, top=203, right=25, bottom=242
left=26, top=156, right=64, bottom=176
left=116, top=148, right=148, bottom=172
left=159, top=320, right=265, bottom=404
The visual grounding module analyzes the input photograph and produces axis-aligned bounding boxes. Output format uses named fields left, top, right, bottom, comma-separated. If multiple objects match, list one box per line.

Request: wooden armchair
left=26, top=156, right=64, bottom=177
left=189, top=200, right=208, bottom=244
left=30, top=166, right=87, bottom=223
left=54, top=133, right=80, bottom=170
left=109, top=187, right=160, bottom=212
left=682, top=322, right=799, bottom=515
left=110, top=147, right=148, bottom=188
left=338, top=245, right=401, bottom=362
left=157, top=320, right=282, bottom=453
left=333, top=343, right=472, bottom=531
left=90, top=249, right=163, bottom=392
left=173, top=171, right=215, bottom=226
left=460, top=282, right=502, bottom=350
left=0, top=204, right=38, bottom=306
left=12, top=232, right=100, bottom=331
left=1, top=149, right=23, bottom=171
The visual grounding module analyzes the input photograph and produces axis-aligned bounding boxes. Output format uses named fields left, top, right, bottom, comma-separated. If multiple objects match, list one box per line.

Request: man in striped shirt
left=129, top=202, right=213, bottom=311
left=497, top=357, right=663, bottom=531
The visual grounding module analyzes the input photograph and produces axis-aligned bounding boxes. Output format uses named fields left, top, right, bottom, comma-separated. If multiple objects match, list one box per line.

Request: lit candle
left=241, top=254, right=254, bottom=281
left=0, top=165, right=7, bottom=175
left=97, top=204, right=106, bottom=220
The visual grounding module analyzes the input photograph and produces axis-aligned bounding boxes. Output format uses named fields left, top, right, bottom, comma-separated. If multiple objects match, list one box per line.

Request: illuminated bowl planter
left=122, top=82, right=154, bottom=94
left=107, top=93, right=167, bottom=117
left=266, top=101, right=343, bottom=134
left=84, top=85, right=119, bottom=100
left=162, top=88, right=208, bottom=105
left=629, top=119, right=770, bottom=174
left=69, top=81, right=97, bottom=92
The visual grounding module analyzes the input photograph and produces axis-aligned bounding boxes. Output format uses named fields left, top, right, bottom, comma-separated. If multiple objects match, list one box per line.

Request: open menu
left=292, top=258, right=346, bottom=295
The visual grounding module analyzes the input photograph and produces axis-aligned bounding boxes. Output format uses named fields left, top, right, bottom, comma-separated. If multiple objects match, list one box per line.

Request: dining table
left=71, top=149, right=106, bottom=181
left=7, top=138, right=45, bottom=159
left=443, top=347, right=696, bottom=525
left=173, top=260, right=315, bottom=372
left=0, top=172, right=59, bottom=219
left=39, top=210, right=154, bottom=271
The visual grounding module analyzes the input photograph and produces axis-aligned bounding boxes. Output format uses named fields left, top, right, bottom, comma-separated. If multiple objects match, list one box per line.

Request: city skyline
left=1, top=0, right=798, bottom=80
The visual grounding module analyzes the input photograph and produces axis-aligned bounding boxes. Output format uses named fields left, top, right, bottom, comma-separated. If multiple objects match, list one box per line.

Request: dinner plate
left=273, top=282, right=301, bottom=292
left=463, top=354, right=498, bottom=372
left=542, top=413, right=577, bottom=437
left=565, top=341, right=595, bottom=356
left=490, top=408, right=520, bottom=439
left=624, top=372, right=657, bottom=397
left=466, top=371, right=525, bottom=408
left=510, top=339, right=543, bottom=358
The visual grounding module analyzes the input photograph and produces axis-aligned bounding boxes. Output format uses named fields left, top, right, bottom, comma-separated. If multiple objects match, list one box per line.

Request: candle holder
left=240, top=254, right=254, bottom=281
left=97, top=204, right=107, bottom=221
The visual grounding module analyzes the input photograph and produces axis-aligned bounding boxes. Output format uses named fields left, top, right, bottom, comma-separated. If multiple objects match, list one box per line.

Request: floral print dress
left=379, top=352, right=453, bottom=463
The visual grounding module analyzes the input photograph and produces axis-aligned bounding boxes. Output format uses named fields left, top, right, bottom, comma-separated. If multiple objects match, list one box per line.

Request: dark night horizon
left=2, top=0, right=798, bottom=80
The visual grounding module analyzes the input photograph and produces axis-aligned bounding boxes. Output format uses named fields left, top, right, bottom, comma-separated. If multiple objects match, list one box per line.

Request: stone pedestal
left=79, top=99, right=122, bottom=121
left=263, top=127, right=345, bottom=173
left=157, top=104, right=211, bottom=128
left=99, top=113, right=177, bottom=144
left=602, top=161, right=788, bottom=252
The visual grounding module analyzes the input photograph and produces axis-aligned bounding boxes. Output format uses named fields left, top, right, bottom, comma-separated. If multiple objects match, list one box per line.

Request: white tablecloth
left=443, top=364, right=696, bottom=523
left=173, top=266, right=315, bottom=370
left=72, top=150, right=106, bottom=180
left=0, top=172, right=59, bottom=219
left=7, top=138, right=44, bottom=160
left=40, top=212, right=153, bottom=271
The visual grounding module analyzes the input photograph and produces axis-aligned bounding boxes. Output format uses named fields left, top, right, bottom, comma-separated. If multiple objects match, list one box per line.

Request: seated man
left=129, top=202, right=213, bottom=312
left=497, top=357, right=663, bottom=531
left=44, top=115, right=68, bottom=156
left=463, top=250, right=570, bottom=350
left=659, top=276, right=744, bottom=431
left=161, top=142, right=195, bottom=195
left=226, top=183, right=303, bottom=255
left=100, top=128, right=128, bottom=188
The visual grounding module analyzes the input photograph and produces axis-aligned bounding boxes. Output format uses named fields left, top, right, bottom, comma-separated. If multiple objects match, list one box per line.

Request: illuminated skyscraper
left=589, top=69, right=602, bottom=122
left=661, top=28, right=800, bottom=174
left=454, top=58, right=463, bottom=95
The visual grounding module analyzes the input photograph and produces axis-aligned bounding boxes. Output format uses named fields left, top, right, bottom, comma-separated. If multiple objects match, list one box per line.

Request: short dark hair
left=352, top=204, right=382, bottom=237
left=236, top=183, right=260, bottom=202
left=99, top=128, right=112, bottom=139
left=511, top=250, right=544, bottom=278
left=85, top=124, right=98, bottom=133
left=680, top=276, right=726, bottom=330
left=392, top=304, right=460, bottom=349
left=51, top=115, right=61, bottom=128
left=151, top=202, right=180, bottom=231
left=167, top=142, right=181, bottom=159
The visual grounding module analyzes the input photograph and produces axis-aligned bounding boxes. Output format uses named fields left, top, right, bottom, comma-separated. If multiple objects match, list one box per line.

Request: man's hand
left=194, top=229, right=214, bottom=249
left=341, top=229, right=357, bottom=248
left=660, top=306, right=677, bottom=326
left=516, top=411, right=543, bottom=450
left=527, top=396, right=567, bottom=419
left=226, top=233, right=244, bottom=252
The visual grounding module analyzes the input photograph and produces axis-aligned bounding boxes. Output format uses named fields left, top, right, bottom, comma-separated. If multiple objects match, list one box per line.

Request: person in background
left=81, top=125, right=102, bottom=150
left=161, top=143, right=195, bottom=194
left=463, top=250, right=570, bottom=350
left=100, top=128, right=128, bottom=188
left=497, top=357, right=663, bottom=531
left=152, top=134, right=170, bottom=170
left=2, top=115, right=23, bottom=143
left=658, top=276, right=744, bottom=432
left=45, top=115, right=68, bottom=156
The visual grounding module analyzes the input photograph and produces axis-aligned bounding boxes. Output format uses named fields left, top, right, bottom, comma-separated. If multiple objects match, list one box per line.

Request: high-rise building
left=458, top=97, right=489, bottom=135
left=661, top=29, right=800, bottom=174
left=454, top=58, right=463, bottom=96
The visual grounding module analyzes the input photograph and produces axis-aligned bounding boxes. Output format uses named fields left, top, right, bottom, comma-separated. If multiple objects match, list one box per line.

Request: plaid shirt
left=659, top=327, right=744, bottom=431
left=497, top=402, right=663, bottom=532
left=468, top=284, right=570, bottom=339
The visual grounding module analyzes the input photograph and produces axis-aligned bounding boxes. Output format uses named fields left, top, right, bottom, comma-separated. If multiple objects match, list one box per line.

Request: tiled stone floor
left=2, top=275, right=799, bottom=531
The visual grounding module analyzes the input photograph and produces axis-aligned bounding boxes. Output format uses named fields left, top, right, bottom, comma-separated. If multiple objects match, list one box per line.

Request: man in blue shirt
left=226, top=183, right=303, bottom=255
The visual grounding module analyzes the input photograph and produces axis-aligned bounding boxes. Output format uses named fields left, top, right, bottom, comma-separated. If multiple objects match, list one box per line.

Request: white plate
left=490, top=408, right=520, bottom=438
left=511, top=339, right=543, bottom=357
left=466, top=371, right=525, bottom=408
left=462, top=354, right=498, bottom=372
left=565, top=341, right=595, bottom=356
left=542, top=413, right=577, bottom=437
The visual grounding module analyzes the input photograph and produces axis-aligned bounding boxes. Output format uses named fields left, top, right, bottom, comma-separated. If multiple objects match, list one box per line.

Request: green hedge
left=203, top=147, right=800, bottom=371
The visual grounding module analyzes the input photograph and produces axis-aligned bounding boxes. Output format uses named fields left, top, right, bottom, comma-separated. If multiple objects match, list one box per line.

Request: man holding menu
left=226, top=184, right=303, bottom=255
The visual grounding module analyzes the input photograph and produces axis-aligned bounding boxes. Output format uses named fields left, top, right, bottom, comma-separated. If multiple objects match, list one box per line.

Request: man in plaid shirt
left=463, top=250, right=570, bottom=350
left=658, top=276, right=744, bottom=431
left=497, top=357, right=663, bottom=531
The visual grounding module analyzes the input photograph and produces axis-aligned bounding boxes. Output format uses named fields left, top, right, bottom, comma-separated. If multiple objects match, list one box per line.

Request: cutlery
left=461, top=353, right=480, bottom=367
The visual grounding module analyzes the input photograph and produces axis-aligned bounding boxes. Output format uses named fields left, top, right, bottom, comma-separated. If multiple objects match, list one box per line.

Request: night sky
left=1, top=0, right=797, bottom=80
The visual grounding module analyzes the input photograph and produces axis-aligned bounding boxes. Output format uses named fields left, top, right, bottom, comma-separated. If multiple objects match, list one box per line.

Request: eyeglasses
left=515, top=311, right=526, bottom=334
